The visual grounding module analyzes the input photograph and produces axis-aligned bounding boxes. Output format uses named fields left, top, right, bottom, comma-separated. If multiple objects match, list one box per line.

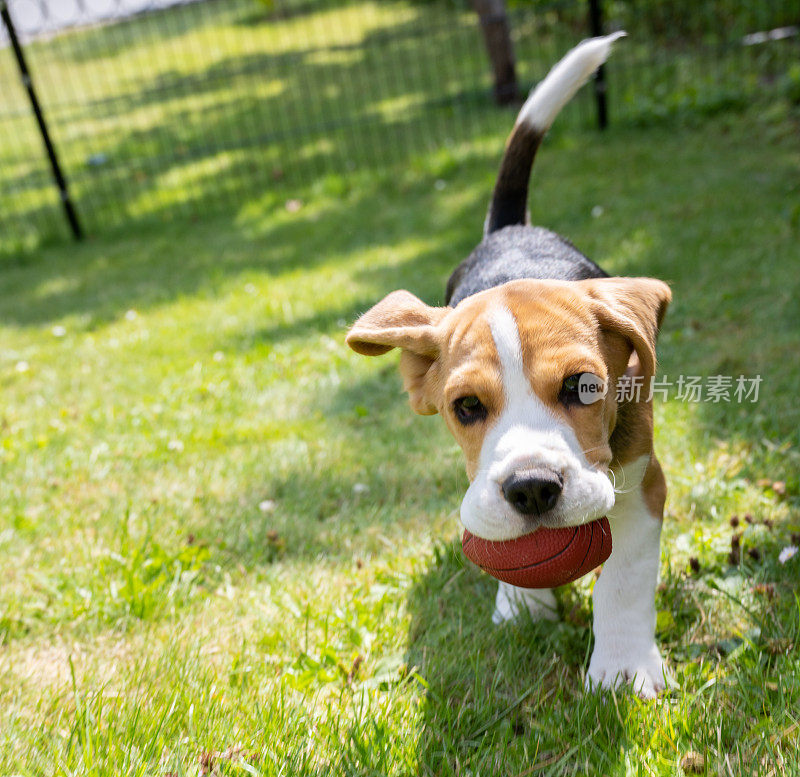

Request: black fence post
left=1, top=0, right=83, bottom=240
left=588, top=0, right=608, bottom=130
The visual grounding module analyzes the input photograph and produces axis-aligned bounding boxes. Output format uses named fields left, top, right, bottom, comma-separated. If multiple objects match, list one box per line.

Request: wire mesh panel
left=0, top=0, right=513, bottom=248
left=1, top=0, right=798, bottom=254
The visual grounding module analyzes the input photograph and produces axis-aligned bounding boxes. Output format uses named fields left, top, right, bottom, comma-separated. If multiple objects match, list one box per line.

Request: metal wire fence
left=1, top=0, right=798, bottom=254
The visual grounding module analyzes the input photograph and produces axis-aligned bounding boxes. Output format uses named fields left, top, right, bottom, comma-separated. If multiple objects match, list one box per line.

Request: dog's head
left=346, top=278, right=670, bottom=540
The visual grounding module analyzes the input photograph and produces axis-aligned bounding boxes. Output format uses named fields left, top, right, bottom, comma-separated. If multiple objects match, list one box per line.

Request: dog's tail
left=484, top=32, right=626, bottom=236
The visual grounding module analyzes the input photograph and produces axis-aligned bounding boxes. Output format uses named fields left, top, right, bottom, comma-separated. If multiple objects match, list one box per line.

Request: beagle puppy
left=347, top=34, right=671, bottom=698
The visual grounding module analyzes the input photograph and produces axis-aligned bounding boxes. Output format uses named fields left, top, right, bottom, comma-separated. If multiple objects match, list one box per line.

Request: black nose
left=502, top=470, right=563, bottom=516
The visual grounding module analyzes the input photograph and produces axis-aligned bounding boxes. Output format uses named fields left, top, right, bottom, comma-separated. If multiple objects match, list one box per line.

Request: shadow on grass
left=402, top=540, right=635, bottom=774
left=398, top=519, right=800, bottom=774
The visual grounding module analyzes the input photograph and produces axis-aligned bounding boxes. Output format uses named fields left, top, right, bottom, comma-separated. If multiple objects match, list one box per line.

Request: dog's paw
left=586, top=642, right=670, bottom=699
left=492, top=582, right=558, bottom=625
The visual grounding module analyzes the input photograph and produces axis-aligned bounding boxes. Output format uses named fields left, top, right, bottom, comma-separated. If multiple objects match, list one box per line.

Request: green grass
left=2, top=92, right=800, bottom=773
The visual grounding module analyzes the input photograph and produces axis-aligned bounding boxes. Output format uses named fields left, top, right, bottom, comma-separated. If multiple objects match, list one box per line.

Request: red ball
left=462, top=517, right=612, bottom=589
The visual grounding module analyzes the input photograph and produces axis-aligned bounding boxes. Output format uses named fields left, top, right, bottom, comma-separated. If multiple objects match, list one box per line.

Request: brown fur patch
left=642, top=456, right=667, bottom=520
left=427, top=294, right=505, bottom=480
left=503, top=283, right=613, bottom=469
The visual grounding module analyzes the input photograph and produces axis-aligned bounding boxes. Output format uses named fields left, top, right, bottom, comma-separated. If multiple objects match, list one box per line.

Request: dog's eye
left=559, top=372, right=606, bottom=406
left=559, top=373, right=585, bottom=405
left=453, top=396, right=487, bottom=425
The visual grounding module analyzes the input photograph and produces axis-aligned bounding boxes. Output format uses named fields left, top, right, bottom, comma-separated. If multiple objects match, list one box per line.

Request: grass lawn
left=2, top=85, right=800, bottom=775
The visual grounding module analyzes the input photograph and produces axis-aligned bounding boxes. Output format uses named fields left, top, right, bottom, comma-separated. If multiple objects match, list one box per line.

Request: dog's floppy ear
left=346, top=290, right=450, bottom=414
left=581, top=277, right=672, bottom=381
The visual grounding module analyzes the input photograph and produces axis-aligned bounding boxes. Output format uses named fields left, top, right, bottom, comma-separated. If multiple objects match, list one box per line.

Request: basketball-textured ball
left=462, top=517, right=612, bottom=589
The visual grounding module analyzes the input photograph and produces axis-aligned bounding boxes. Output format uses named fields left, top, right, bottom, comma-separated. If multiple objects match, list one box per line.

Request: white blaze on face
left=459, top=306, right=615, bottom=541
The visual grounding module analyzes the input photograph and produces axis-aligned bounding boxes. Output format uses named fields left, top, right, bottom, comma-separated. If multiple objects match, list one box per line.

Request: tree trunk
left=472, top=0, right=519, bottom=105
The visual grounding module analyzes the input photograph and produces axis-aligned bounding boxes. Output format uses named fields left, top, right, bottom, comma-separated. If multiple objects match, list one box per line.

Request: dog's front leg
left=586, top=465, right=668, bottom=698
left=493, top=581, right=558, bottom=624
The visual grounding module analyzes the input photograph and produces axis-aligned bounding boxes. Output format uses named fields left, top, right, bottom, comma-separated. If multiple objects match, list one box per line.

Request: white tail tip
left=517, top=32, right=627, bottom=133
